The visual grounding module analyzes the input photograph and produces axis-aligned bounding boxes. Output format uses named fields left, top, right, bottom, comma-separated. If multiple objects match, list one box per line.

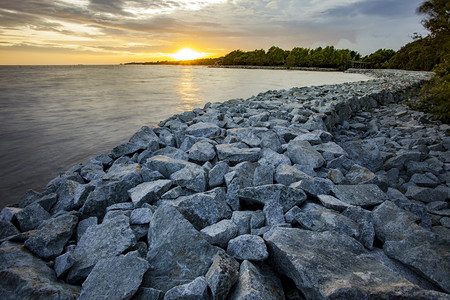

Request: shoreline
left=208, top=65, right=340, bottom=72
left=1, top=69, right=449, bottom=299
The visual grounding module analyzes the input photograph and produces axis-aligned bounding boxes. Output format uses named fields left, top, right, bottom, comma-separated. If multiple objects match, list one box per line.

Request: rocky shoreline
left=1, top=69, right=449, bottom=299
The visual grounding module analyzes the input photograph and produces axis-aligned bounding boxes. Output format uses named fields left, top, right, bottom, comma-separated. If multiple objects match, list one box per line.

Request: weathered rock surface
left=24, top=213, right=78, bottom=259
left=205, top=251, right=240, bottom=300
left=332, top=184, right=387, bottom=208
left=227, top=234, right=268, bottom=261
left=228, top=260, right=284, bottom=300
left=264, top=227, right=445, bottom=299
left=143, top=205, right=222, bottom=292
left=67, top=215, right=136, bottom=284
left=78, top=251, right=149, bottom=300
left=0, top=241, right=81, bottom=299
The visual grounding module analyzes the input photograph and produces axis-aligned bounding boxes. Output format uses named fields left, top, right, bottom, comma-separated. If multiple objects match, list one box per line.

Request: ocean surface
left=0, top=65, right=371, bottom=208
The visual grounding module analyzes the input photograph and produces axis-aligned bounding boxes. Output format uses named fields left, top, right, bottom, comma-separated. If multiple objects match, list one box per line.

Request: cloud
left=0, top=0, right=427, bottom=63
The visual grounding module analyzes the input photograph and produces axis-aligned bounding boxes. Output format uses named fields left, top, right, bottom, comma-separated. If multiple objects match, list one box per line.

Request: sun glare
left=172, top=48, right=205, bottom=61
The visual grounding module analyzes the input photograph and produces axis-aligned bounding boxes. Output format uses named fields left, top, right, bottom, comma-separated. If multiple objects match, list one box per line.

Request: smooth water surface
left=0, top=65, right=370, bottom=207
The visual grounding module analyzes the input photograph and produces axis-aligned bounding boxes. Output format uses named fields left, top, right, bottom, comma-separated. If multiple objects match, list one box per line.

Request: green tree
left=267, top=46, right=287, bottom=66
left=363, top=49, right=396, bottom=69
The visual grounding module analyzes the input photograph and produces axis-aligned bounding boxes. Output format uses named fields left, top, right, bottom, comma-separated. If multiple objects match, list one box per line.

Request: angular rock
left=345, top=164, right=375, bottom=184
left=76, top=216, right=97, bottom=242
left=384, top=151, right=422, bottom=170
left=372, top=201, right=422, bottom=243
left=405, top=185, right=448, bottom=203
left=264, top=227, right=439, bottom=300
left=410, top=172, right=440, bottom=188
left=332, top=184, right=387, bottom=208
left=253, top=163, right=274, bottom=186
left=111, top=141, right=143, bottom=159
left=67, top=215, right=137, bottom=284
left=15, top=203, right=50, bottom=232
left=79, top=179, right=137, bottom=220
left=263, top=199, right=285, bottom=226
left=290, top=177, right=333, bottom=197
left=0, top=241, right=81, bottom=299
left=128, top=180, right=172, bottom=206
left=224, top=162, right=257, bottom=210
left=342, top=206, right=375, bottom=250
left=209, top=161, right=229, bottom=188
left=171, top=188, right=232, bottom=230
left=205, top=251, right=240, bottom=300
left=18, top=189, right=41, bottom=208
left=54, top=251, right=76, bottom=278
left=152, top=146, right=189, bottom=161
left=200, top=219, right=239, bottom=248
left=384, top=230, right=450, bottom=293
left=24, top=213, right=78, bottom=260
left=295, top=203, right=359, bottom=239
left=80, top=159, right=105, bottom=182
left=341, top=139, right=382, bottom=171
left=0, top=220, right=19, bottom=239
left=51, top=180, right=82, bottom=214
left=188, top=141, right=216, bottom=162
left=286, top=140, right=325, bottom=169
left=313, top=141, right=348, bottom=157
left=146, top=155, right=191, bottom=178
left=327, top=168, right=345, bottom=184
left=78, top=251, right=149, bottom=300
left=129, top=126, right=160, bottom=151
left=73, top=184, right=95, bottom=208
left=238, top=184, right=307, bottom=213
left=130, top=207, right=153, bottom=225
left=228, top=260, right=284, bottom=300
left=170, top=163, right=207, bottom=192
left=217, top=144, right=261, bottom=163
left=274, top=164, right=311, bottom=186
left=227, top=234, right=268, bottom=261
left=258, top=148, right=291, bottom=168
left=143, top=205, right=222, bottom=292
left=164, top=276, right=209, bottom=300
left=317, top=194, right=353, bottom=212
left=186, top=122, right=221, bottom=138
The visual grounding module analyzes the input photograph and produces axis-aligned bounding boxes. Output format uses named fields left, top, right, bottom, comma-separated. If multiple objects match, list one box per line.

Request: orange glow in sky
left=171, top=48, right=206, bottom=61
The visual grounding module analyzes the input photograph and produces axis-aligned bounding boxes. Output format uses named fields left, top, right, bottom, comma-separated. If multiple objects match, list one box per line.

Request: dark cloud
left=323, top=0, right=423, bottom=18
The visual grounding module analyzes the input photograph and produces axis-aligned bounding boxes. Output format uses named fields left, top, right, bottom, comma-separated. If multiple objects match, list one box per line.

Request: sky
left=0, top=0, right=427, bottom=65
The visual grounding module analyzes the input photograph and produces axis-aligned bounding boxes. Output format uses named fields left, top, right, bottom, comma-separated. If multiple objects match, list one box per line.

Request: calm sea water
left=0, top=65, right=370, bottom=208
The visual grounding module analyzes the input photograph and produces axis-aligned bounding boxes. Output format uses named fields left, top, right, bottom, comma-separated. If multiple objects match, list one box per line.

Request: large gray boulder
left=186, top=122, right=221, bottom=138
left=200, top=219, right=239, bottom=248
left=78, top=251, right=149, bottom=300
left=170, top=188, right=232, bottom=230
left=129, top=126, right=161, bottom=151
left=228, top=260, right=284, bottom=300
left=146, top=155, right=191, bottom=178
left=341, top=139, right=383, bottom=171
left=128, top=180, right=172, bottom=206
left=188, top=141, right=216, bottom=162
left=170, top=163, right=207, bottom=192
left=264, top=227, right=443, bottom=300
left=373, top=202, right=450, bottom=292
left=51, top=180, right=81, bottom=214
left=24, top=213, right=78, bottom=260
left=143, top=205, right=223, bottom=292
left=15, top=203, right=50, bottom=232
left=217, top=144, right=261, bottom=163
left=0, top=242, right=81, bottom=299
left=274, top=164, right=311, bottom=186
left=67, top=215, right=137, bottom=284
left=205, top=251, right=240, bottom=300
left=332, top=184, right=387, bottom=208
left=227, top=234, right=268, bottom=261
left=238, top=184, right=307, bottom=213
left=294, top=203, right=359, bottom=239
left=286, top=140, right=325, bottom=169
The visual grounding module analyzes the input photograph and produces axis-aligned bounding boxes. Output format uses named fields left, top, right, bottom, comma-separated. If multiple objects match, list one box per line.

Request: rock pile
left=1, top=69, right=449, bottom=299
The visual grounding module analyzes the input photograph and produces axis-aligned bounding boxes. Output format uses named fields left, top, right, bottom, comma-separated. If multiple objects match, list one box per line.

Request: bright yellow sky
left=0, top=0, right=425, bottom=65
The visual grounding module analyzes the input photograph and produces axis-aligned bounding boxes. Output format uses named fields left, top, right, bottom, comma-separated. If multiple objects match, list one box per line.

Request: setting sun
left=172, top=48, right=205, bottom=61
